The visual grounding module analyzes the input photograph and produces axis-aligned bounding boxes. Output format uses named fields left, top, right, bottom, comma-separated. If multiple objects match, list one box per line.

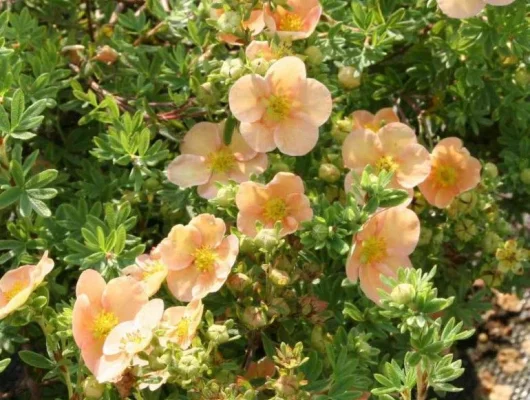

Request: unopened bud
left=454, top=218, right=477, bottom=242
left=251, top=58, right=270, bottom=75
left=304, top=46, right=323, bottom=65
left=514, top=65, right=529, bottom=87
left=274, top=375, right=299, bottom=396
left=210, top=184, right=237, bottom=207
left=227, top=272, right=252, bottom=292
left=483, top=232, right=502, bottom=254
left=83, top=376, right=105, bottom=399
left=207, top=324, right=230, bottom=344
left=269, top=268, right=290, bottom=287
left=217, top=11, right=241, bottom=33
left=319, top=163, right=341, bottom=183
left=93, top=45, right=119, bottom=64
left=197, top=82, right=218, bottom=106
left=483, top=162, right=498, bottom=179
left=520, top=168, right=530, bottom=185
left=390, top=283, right=416, bottom=304
left=254, top=228, right=280, bottom=251
left=338, top=66, right=361, bottom=89
left=241, top=306, right=268, bottom=329
left=220, top=58, right=244, bottom=80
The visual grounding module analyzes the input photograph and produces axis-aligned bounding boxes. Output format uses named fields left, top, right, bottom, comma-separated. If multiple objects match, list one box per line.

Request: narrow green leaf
left=28, top=196, right=52, bottom=218
left=0, top=105, right=10, bottom=132
left=223, top=116, right=237, bottom=145
left=9, top=160, right=25, bottom=187
left=0, top=358, right=10, bottom=373
left=0, top=187, right=21, bottom=208
left=19, top=350, right=55, bottom=370
left=25, top=169, right=58, bottom=189
left=10, top=89, right=25, bottom=127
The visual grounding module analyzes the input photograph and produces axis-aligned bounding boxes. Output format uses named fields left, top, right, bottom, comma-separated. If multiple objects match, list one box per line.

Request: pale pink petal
left=166, top=267, right=201, bottom=302
left=280, top=216, right=299, bottom=236
left=246, top=41, right=274, bottom=61
left=359, top=265, right=385, bottom=303
left=94, top=353, right=130, bottom=383
left=342, top=129, right=381, bottom=170
left=434, top=187, right=459, bottom=208
left=179, top=122, right=221, bottom=156
left=229, top=75, right=269, bottom=123
left=154, top=225, right=202, bottom=271
left=346, top=247, right=361, bottom=283
left=274, top=116, right=319, bottom=156
left=228, top=153, right=268, bottom=182
left=351, top=110, right=375, bottom=130
left=265, top=56, right=306, bottom=94
left=162, top=306, right=186, bottom=325
left=102, top=277, right=148, bottom=322
left=197, top=177, right=222, bottom=200
left=457, top=157, right=481, bottom=192
left=244, top=10, right=266, bottom=35
left=378, top=207, right=420, bottom=256
left=190, top=214, right=226, bottom=248
left=76, top=269, right=106, bottom=303
left=288, top=0, right=321, bottom=15
left=376, top=255, right=412, bottom=278
left=228, top=127, right=258, bottom=161
left=285, top=193, right=313, bottom=223
left=236, top=212, right=261, bottom=237
left=240, top=121, right=277, bottom=153
left=378, top=123, right=418, bottom=156
left=484, top=0, right=516, bottom=4
left=214, top=235, right=239, bottom=279
left=437, top=0, right=485, bottom=18
left=268, top=172, right=305, bottom=197
left=373, top=108, right=400, bottom=127
left=72, top=294, right=100, bottom=350
left=300, top=5, right=322, bottom=39
left=103, top=321, right=135, bottom=356
left=395, top=144, right=432, bottom=188
left=135, top=298, right=164, bottom=329
left=191, top=271, right=218, bottom=299
left=236, top=181, right=269, bottom=214
left=167, top=155, right=211, bottom=188
left=32, top=251, right=54, bottom=285
left=298, top=78, right=332, bottom=127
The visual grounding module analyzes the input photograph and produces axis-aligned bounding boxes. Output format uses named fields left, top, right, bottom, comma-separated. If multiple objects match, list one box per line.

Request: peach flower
left=419, top=138, right=481, bottom=208
left=235, top=172, right=313, bottom=237
left=160, top=299, right=204, bottom=349
left=346, top=207, right=420, bottom=303
left=342, top=123, right=431, bottom=201
left=246, top=41, right=276, bottom=61
left=263, top=0, right=322, bottom=41
left=102, top=299, right=163, bottom=378
left=212, top=8, right=265, bottom=46
left=122, top=254, right=168, bottom=297
left=351, top=108, right=399, bottom=132
left=155, top=214, right=239, bottom=302
left=229, top=56, right=332, bottom=156
left=437, top=0, right=516, bottom=19
left=0, top=252, right=54, bottom=320
left=72, top=270, right=148, bottom=382
left=167, top=121, right=268, bottom=199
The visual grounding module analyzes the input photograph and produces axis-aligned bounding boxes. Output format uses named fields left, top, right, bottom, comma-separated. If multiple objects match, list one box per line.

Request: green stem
left=416, top=365, right=427, bottom=400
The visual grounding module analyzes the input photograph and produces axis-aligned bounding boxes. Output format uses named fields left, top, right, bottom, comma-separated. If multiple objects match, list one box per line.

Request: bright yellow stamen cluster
left=208, top=148, right=236, bottom=173
left=434, top=165, right=458, bottom=187
left=193, top=247, right=216, bottom=272
left=375, top=155, right=399, bottom=174
left=92, top=311, right=119, bottom=340
left=360, top=236, right=387, bottom=264
left=141, top=261, right=165, bottom=280
left=266, top=95, right=291, bottom=122
left=4, top=281, right=26, bottom=302
left=279, top=13, right=303, bottom=32
left=263, top=197, right=288, bottom=222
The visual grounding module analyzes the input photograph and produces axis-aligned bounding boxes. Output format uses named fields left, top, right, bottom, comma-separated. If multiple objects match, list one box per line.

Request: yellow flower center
left=366, top=120, right=387, bottom=132
left=208, top=148, right=236, bottom=173
left=263, top=197, right=288, bottom=222
left=279, top=12, right=303, bottom=32
left=360, top=236, right=387, bottom=264
left=92, top=310, right=119, bottom=340
left=375, top=155, right=399, bottom=174
left=4, top=281, right=26, bottom=302
left=141, top=261, right=165, bottom=280
left=266, top=95, right=291, bottom=122
left=173, top=318, right=189, bottom=340
left=193, top=247, right=216, bottom=272
left=122, top=330, right=143, bottom=345
left=434, top=165, right=458, bottom=187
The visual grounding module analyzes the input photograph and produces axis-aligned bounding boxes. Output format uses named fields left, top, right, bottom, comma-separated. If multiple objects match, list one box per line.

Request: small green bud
left=227, top=272, right=252, bottom=292
left=520, top=168, right=530, bottom=185
left=318, top=163, right=341, bottom=183
left=254, top=228, right=280, bottom=251
left=209, top=184, right=237, bottom=207
left=241, top=306, right=268, bottom=329
left=250, top=58, right=270, bottom=75
left=269, top=268, right=290, bottom=287
left=514, top=65, right=529, bottom=87
left=178, top=354, right=201, bottom=377
left=483, top=162, right=498, bottom=178
left=220, top=58, right=244, bottom=79
left=83, top=376, right=105, bottom=399
left=196, top=82, right=218, bottom=106
left=207, top=324, right=230, bottom=344
left=338, top=66, right=361, bottom=89
left=304, top=46, right=324, bottom=65
left=454, top=218, right=477, bottom=242
left=390, top=283, right=416, bottom=305
left=143, top=177, right=160, bottom=191
left=483, top=231, right=502, bottom=254
left=217, top=11, right=241, bottom=33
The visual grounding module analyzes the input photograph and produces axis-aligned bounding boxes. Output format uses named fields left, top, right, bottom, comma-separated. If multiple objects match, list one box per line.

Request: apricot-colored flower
left=246, top=41, right=276, bottom=61
left=102, top=299, right=163, bottom=377
left=351, top=108, right=399, bottom=132
left=72, top=270, right=148, bottom=383
left=419, top=138, right=481, bottom=209
left=160, top=299, right=204, bottom=349
left=342, top=123, right=431, bottom=200
left=437, top=0, right=515, bottom=19
left=167, top=121, right=268, bottom=199
left=213, top=8, right=265, bottom=45
left=155, top=214, right=239, bottom=302
left=122, top=254, right=168, bottom=297
left=235, top=172, right=313, bottom=237
left=346, top=207, right=420, bottom=303
left=263, top=0, right=322, bottom=41
left=0, top=252, right=54, bottom=320
left=229, top=56, right=332, bottom=156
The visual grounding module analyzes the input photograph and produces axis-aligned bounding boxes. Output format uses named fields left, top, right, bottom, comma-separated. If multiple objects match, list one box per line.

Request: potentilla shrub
left=0, top=0, right=528, bottom=399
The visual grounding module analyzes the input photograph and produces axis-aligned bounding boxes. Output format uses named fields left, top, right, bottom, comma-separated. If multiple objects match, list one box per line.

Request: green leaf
left=0, top=358, right=10, bottom=373
left=9, top=160, right=25, bottom=187
left=19, top=192, right=32, bottom=217
left=223, top=116, right=237, bottom=145
left=19, top=350, right=55, bottom=370
left=0, top=187, right=22, bottom=208
left=25, top=169, right=58, bottom=189
left=0, top=105, right=10, bottom=132
left=10, top=89, right=25, bottom=127
left=28, top=196, right=52, bottom=218
left=261, top=333, right=275, bottom=358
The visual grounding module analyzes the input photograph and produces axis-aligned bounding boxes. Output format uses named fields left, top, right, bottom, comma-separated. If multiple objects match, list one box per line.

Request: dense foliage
left=0, top=0, right=528, bottom=399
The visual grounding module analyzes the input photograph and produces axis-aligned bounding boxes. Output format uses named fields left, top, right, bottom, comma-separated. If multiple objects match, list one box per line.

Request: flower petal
left=298, top=78, right=332, bottom=127
left=190, top=214, right=227, bottom=248
left=378, top=207, right=420, bottom=256
left=268, top=172, right=305, bottom=198
left=274, top=116, right=319, bottom=156
left=166, top=267, right=201, bottom=302
left=240, top=121, right=277, bottom=153
left=154, top=224, right=202, bottom=270
left=76, top=269, right=106, bottom=304
left=378, top=123, right=418, bottom=156
left=395, top=143, right=432, bottom=188
left=437, top=0, right=484, bottom=18
left=167, top=155, right=211, bottom=188
left=102, top=277, right=148, bottom=322
left=236, top=181, right=269, bottom=214
left=228, top=126, right=258, bottom=161
left=229, top=75, right=269, bottom=123
left=342, top=129, right=381, bottom=170
left=229, top=153, right=268, bottom=183
left=265, top=56, right=306, bottom=94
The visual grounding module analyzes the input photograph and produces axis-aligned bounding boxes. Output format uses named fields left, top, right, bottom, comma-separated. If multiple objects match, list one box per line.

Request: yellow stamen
left=434, top=165, right=458, bottom=187
left=207, top=148, right=236, bottom=173
left=279, top=13, right=303, bottom=32
left=193, top=247, right=216, bottom=272
left=375, top=155, right=399, bottom=174
left=263, top=197, right=287, bottom=222
left=174, top=318, right=189, bottom=340
left=141, top=261, right=165, bottom=280
left=266, top=95, right=291, bottom=122
left=4, top=281, right=26, bottom=302
left=366, top=120, right=387, bottom=132
left=360, top=236, right=387, bottom=264
left=92, top=310, right=119, bottom=340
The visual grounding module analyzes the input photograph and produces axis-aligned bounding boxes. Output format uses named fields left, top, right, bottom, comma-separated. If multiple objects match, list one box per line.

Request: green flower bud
left=83, top=376, right=105, bottom=399
left=178, top=354, right=201, bottom=377
left=514, top=65, right=529, bottom=87
left=310, top=325, right=327, bottom=353
left=454, top=218, right=477, bottom=242
left=254, top=228, right=280, bottom=251
left=338, top=66, right=361, bottom=89
left=217, top=11, right=241, bottom=33
left=220, top=58, right=244, bottom=80
left=251, top=58, right=270, bottom=75
left=483, top=162, right=498, bottom=179
left=390, top=283, right=416, bottom=305
left=197, top=82, right=218, bottom=106
left=520, top=168, right=530, bottom=185
left=143, top=177, right=160, bottom=191
left=207, top=324, right=230, bottom=345
left=241, top=306, right=268, bottom=329
left=227, top=272, right=252, bottom=292
left=269, top=268, right=290, bottom=287
left=209, top=184, right=237, bottom=207
left=483, top=231, right=502, bottom=254
left=274, top=375, right=299, bottom=396
left=304, top=46, right=324, bottom=65
left=318, top=163, right=341, bottom=183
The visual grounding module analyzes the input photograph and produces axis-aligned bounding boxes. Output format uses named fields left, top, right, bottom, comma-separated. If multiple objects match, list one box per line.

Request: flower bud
left=207, top=324, right=230, bottom=344
left=250, top=58, right=270, bottom=75
left=220, top=58, right=244, bottom=80
left=274, top=375, right=299, bottom=396
left=254, top=228, right=280, bottom=251
left=310, top=325, right=327, bottom=353
left=390, top=283, right=416, bottom=305
left=454, top=218, right=477, bottom=242
left=338, top=66, right=361, bottom=89
left=227, top=272, right=252, bottom=293
left=241, top=306, right=268, bottom=329
left=178, top=354, right=201, bottom=377
left=210, top=184, right=237, bottom=207
left=304, top=46, right=324, bottom=65
left=267, top=298, right=290, bottom=317
left=269, top=268, right=290, bottom=287
left=83, top=376, right=105, bottom=399
left=196, top=82, right=218, bottom=106
left=93, top=45, right=119, bottom=64
left=520, top=168, right=530, bottom=185
left=514, top=65, right=529, bottom=87
left=217, top=11, right=241, bottom=33
left=483, top=162, right=498, bottom=179
left=483, top=232, right=502, bottom=254
left=318, top=163, right=341, bottom=183
left=239, top=236, right=257, bottom=255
